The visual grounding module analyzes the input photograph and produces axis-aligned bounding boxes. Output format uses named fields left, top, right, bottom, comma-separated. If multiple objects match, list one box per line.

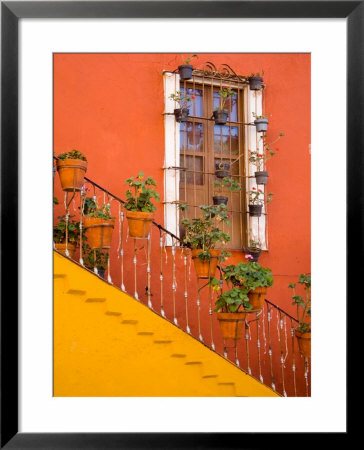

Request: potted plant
left=213, top=177, right=241, bottom=206
left=215, top=161, right=230, bottom=178
left=82, top=197, right=115, bottom=249
left=252, top=112, right=270, bottom=133
left=213, top=86, right=236, bottom=125
left=169, top=91, right=195, bottom=123
left=213, top=285, right=253, bottom=340
left=249, top=132, right=285, bottom=184
left=56, top=149, right=88, bottom=192
left=53, top=215, right=80, bottom=258
left=248, top=187, right=273, bottom=217
left=83, top=243, right=109, bottom=279
left=181, top=204, right=231, bottom=279
left=248, top=71, right=264, bottom=90
left=222, top=260, right=273, bottom=311
left=244, top=239, right=262, bottom=262
left=289, top=274, right=311, bottom=358
left=124, top=171, right=160, bottom=238
left=178, top=54, right=197, bottom=80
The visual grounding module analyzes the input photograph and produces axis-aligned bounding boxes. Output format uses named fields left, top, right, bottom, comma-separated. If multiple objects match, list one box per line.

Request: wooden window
left=178, top=83, right=246, bottom=250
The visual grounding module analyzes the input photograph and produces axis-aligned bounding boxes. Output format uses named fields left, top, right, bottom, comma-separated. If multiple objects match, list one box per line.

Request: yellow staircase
left=54, top=251, right=278, bottom=397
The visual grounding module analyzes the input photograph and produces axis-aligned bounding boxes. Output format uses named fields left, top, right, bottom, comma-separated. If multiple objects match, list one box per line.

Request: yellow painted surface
left=54, top=251, right=278, bottom=397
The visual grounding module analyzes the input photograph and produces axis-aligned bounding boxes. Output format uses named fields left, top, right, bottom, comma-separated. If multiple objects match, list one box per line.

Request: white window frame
left=163, top=71, right=267, bottom=250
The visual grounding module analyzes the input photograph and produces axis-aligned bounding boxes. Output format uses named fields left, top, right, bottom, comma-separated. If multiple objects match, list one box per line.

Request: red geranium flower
left=252, top=187, right=256, bottom=190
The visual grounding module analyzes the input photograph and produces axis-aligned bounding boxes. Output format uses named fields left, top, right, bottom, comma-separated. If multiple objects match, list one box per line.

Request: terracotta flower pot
left=295, top=329, right=311, bottom=358
left=84, top=217, right=115, bottom=249
left=191, top=249, right=221, bottom=279
left=247, top=286, right=267, bottom=311
left=126, top=211, right=154, bottom=238
left=55, top=242, right=76, bottom=259
left=56, top=158, right=87, bottom=192
left=217, top=312, right=246, bottom=340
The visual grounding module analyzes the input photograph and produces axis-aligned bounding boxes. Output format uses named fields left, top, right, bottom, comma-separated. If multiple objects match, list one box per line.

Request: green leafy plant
left=214, top=177, right=241, bottom=193
left=169, top=91, right=195, bottom=110
left=53, top=196, right=59, bottom=205
left=182, top=54, right=197, bottom=65
left=215, top=86, right=236, bottom=111
left=289, top=274, right=311, bottom=332
left=249, top=238, right=262, bottom=249
left=252, top=112, right=270, bottom=120
left=124, top=171, right=160, bottom=213
left=214, top=287, right=253, bottom=313
left=248, top=132, right=285, bottom=171
left=83, top=243, right=109, bottom=271
left=248, top=70, right=264, bottom=78
left=249, top=188, right=273, bottom=205
left=53, top=215, right=80, bottom=244
left=82, top=196, right=114, bottom=219
left=181, top=204, right=231, bottom=262
left=57, top=149, right=87, bottom=161
left=222, top=261, right=273, bottom=291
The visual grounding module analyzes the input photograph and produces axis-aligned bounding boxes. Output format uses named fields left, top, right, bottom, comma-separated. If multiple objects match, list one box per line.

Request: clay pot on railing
left=174, top=108, right=190, bottom=123
left=248, top=76, right=263, bottom=90
left=97, top=268, right=106, bottom=279
left=254, top=118, right=269, bottom=133
left=247, top=286, right=267, bottom=311
left=213, top=109, right=229, bottom=125
left=255, top=171, right=269, bottom=185
left=217, top=312, right=246, bottom=340
left=295, top=329, right=311, bottom=358
left=245, top=247, right=262, bottom=262
left=213, top=196, right=228, bottom=206
left=55, top=242, right=76, bottom=259
left=84, top=217, right=115, bottom=249
left=126, top=211, right=154, bottom=238
left=249, top=204, right=263, bottom=217
left=178, top=64, right=193, bottom=80
left=215, top=162, right=230, bottom=178
left=191, top=249, right=221, bottom=279
left=56, top=158, right=88, bottom=192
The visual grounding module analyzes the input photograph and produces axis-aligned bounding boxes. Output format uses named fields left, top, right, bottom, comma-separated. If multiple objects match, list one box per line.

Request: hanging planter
left=295, top=330, right=311, bottom=358
left=126, top=211, right=155, bottom=238
left=245, top=246, right=262, bottom=262
left=191, top=249, right=221, bottom=279
left=215, top=162, right=230, bottom=178
left=123, top=172, right=159, bottom=239
left=98, top=268, right=106, bottom=279
left=213, top=196, right=228, bottom=206
left=248, top=204, right=263, bottom=217
left=84, top=217, right=115, bottom=249
left=255, top=171, right=269, bottom=185
left=56, top=149, right=88, bottom=192
left=217, top=312, right=246, bottom=340
left=248, top=76, right=263, bottom=91
left=212, top=109, right=229, bottom=125
left=55, top=243, right=76, bottom=259
left=174, top=108, right=189, bottom=123
left=247, top=286, right=267, bottom=311
left=178, top=64, right=193, bottom=80
left=254, top=118, right=269, bottom=133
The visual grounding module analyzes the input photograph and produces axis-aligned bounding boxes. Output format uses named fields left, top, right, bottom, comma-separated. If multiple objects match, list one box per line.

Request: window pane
left=180, top=122, right=203, bottom=151
left=213, top=91, right=238, bottom=122
left=180, top=155, right=203, bottom=185
left=214, top=125, right=239, bottom=156
left=180, top=87, right=203, bottom=117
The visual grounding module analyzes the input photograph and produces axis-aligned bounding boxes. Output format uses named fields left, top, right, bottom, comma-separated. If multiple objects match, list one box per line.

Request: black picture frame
left=1, top=1, right=355, bottom=448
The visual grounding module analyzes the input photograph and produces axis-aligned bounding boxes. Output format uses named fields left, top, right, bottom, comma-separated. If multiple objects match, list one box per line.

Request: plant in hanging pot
left=289, top=274, right=311, bottom=358
left=244, top=239, right=262, bottom=262
left=222, top=260, right=273, bottom=312
left=56, top=149, right=88, bottom=192
left=124, top=171, right=160, bottom=238
left=213, top=177, right=241, bottom=206
left=248, top=187, right=273, bottom=217
left=169, top=91, right=195, bottom=123
left=181, top=204, right=231, bottom=279
left=178, top=54, right=197, bottom=80
left=83, top=243, right=109, bottom=279
left=53, top=215, right=81, bottom=258
left=215, top=161, right=231, bottom=178
left=247, top=71, right=264, bottom=90
left=213, top=86, right=236, bottom=125
left=252, top=112, right=270, bottom=133
left=249, top=132, right=285, bottom=184
left=82, top=197, right=115, bottom=249
left=212, top=283, right=253, bottom=340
